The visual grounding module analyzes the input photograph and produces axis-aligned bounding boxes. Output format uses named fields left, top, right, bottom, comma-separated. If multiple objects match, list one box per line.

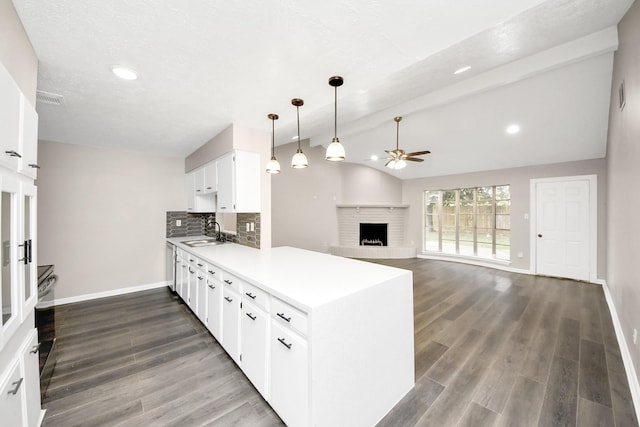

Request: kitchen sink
left=180, top=238, right=224, bottom=248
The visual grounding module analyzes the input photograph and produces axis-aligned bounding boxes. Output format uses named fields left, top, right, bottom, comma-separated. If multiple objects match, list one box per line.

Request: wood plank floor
left=41, top=259, right=638, bottom=427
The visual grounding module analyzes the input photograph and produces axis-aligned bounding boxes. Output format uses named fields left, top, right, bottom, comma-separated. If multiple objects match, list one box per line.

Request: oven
left=36, top=264, right=57, bottom=399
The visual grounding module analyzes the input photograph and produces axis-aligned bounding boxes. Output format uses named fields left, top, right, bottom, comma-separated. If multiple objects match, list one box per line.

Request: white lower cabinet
left=270, top=321, right=309, bottom=427
left=0, top=358, right=24, bottom=426
left=20, top=329, right=41, bottom=427
left=205, top=274, right=222, bottom=341
left=240, top=300, right=268, bottom=397
left=221, top=286, right=241, bottom=364
left=0, top=328, right=42, bottom=427
left=195, top=268, right=207, bottom=324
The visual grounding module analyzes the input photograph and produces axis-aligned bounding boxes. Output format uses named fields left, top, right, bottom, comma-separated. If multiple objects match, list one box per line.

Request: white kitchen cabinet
left=0, top=358, right=24, bottom=427
left=221, top=285, right=241, bottom=364
left=176, top=252, right=188, bottom=300
left=17, top=95, right=39, bottom=180
left=19, top=329, right=41, bottom=427
left=203, top=162, right=217, bottom=194
left=185, top=170, right=215, bottom=213
left=1, top=175, right=20, bottom=348
left=20, top=182, right=37, bottom=323
left=270, top=320, right=309, bottom=427
left=241, top=299, right=269, bottom=397
left=0, top=64, right=21, bottom=172
left=195, top=264, right=207, bottom=324
left=205, top=271, right=222, bottom=341
left=187, top=263, right=197, bottom=313
left=216, top=150, right=261, bottom=213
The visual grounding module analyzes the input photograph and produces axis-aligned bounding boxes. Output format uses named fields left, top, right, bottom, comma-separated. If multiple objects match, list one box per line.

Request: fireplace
left=359, top=223, right=388, bottom=246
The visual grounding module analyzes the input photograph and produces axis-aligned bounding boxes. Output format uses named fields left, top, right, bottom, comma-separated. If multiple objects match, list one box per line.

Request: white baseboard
left=38, top=281, right=171, bottom=308
left=417, top=253, right=531, bottom=275
left=601, top=281, right=640, bottom=423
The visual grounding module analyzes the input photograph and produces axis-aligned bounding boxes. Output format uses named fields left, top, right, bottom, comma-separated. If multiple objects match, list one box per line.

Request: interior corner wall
left=37, top=140, right=185, bottom=300
left=271, top=139, right=402, bottom=252
left=0, top=0, right=37, bottom=103
left=401, top=158, right=607, bottom=274
left=606, top=0, right=640, bottom=395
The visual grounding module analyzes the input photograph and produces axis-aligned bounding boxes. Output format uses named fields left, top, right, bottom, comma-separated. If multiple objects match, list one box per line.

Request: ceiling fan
left=384, top=116, right=431, bottom=169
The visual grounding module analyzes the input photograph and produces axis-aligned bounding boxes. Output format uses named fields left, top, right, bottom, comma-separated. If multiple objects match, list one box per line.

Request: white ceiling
left=12, top=0, right=634, bottom=179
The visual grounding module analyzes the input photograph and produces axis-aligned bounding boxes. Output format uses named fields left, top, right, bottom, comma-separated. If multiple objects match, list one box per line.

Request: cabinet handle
left=277, top=337, right=292, bottom=349
left=220, top=206, right=227, bottom=210
left=5, top=150, right=22, bottom=158
left=245, top=312, right=256, bottom=321
left=181, top=265, right=187, bottom=268
left=7, top=378, right=23, bottom=395
left=206, top=187, right=212, bottom=190
left=245, top=292, right=257, bottom=300
left=18, top=241, right=28, bottom=265
left=197, top=263, right=203, bottom=267
left=208, top=284, right=216, bottom=290
left=189, top=259, right=194, bottom=262
left=198, top=276, right=204, bottom=281
left=224, top=296, right=233, bottom=302
left=189, top=268, right=195, bottom=274
left=224, top=279, right=233, bottom=285
left=277, top=312, right=291, bottom=322
left=208, top=270, right=215, bottom=275
left=30, top=342, right=41, bottom=354
left=28, top=163, right=40, bottom=169
left=196, top=189, right=202, bottom=192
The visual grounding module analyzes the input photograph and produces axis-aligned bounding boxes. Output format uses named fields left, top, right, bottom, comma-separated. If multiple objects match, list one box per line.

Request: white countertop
left=167, top=237, right=412, bottom=311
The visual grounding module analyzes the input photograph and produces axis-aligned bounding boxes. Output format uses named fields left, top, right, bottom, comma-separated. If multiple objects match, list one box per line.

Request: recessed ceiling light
left=454, top=66, right=471, bottom=75
left=370, top=155, right=379, bottom=161
left=111, top=66, right=138, bottom=80
left=506, top=124, right=520, bottom=134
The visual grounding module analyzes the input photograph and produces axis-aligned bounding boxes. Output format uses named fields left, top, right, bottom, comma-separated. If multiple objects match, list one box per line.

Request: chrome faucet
left=214, top=221, right=222, bottom=241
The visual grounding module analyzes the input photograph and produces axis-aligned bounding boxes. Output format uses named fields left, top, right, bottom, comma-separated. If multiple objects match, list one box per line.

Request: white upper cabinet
left=203, top=162, right=217, bottom=194
left=194, top=168, right=205, bottom=195
left=0, top=65, right=21, bottom=172
left=185, top=170, right=215, bottom=213
left=216, top=150, right=260, bottom=213
left=17, top=95, right=39, bottom=180
left=185, top=172, right=195, bottom=213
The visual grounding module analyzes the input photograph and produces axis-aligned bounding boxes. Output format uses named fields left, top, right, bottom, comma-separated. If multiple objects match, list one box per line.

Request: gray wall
left=402, top=158, right=607, bottom=274
left=271, top=139, right=402, bottom=252
left=606, top=0, right=640, bottom=389
left=37, top=140, right=185, bottom=300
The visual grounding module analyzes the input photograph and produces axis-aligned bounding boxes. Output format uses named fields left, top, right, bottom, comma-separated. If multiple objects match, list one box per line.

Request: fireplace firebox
left=359, top=223, right=388, bottom=246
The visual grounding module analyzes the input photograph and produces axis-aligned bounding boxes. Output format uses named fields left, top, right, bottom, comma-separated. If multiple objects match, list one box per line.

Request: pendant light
left=266, top=113, right=280, bottom=174
left=326, top=76, right=345, bottom=161
left=291, top=98, right=308, bottom=169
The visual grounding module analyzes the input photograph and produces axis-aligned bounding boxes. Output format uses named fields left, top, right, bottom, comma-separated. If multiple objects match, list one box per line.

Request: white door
left=535, top=178, right=591, bottom=281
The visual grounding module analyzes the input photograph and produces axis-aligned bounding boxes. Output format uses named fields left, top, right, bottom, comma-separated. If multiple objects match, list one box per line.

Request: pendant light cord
left=334, top=85, right=338, bottom=139
left=297, top=106, right=301, bottom=150
left=271, top=118, right=275, bottom=157
left=396, top=120, right=400, bottom=150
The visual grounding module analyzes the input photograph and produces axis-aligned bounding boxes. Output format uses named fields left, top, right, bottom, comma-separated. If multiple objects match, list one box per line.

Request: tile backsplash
left=166, top=211, right=260, bottom=249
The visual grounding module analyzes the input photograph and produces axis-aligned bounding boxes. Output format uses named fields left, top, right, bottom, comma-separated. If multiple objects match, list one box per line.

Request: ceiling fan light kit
left=385, top=116, right=431, bottom=170
left=290, top=98, right=309, bottom=169
left=266, top=113, right=281, bottom=174
left=326, top=76, right=346, bottom=161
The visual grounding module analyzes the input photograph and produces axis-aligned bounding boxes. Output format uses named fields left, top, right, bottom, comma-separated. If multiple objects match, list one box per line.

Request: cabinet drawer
left=206, top=264, right=222, bottom=280
left=242, top=282, right=269, bottom=311
left=221, top=271, right=242, bottom=293
left=271, top=297, right=307, bottom=336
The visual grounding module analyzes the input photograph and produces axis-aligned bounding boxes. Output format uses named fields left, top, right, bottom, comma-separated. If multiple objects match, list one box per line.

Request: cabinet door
left=0, top=359, right=25, bottom=427
left=203, top=162, right=217, bottom=194
left=206, top=276, right=222, bottom=341
left=270, top=321, right=309, bottom=427
left=241, top=300, right=268, bottom=397
left=185, top=172, right=195, bottom=213
left=18, top=95, right=39, bottom=179
left=1, top=176, right=20, bottom=347
left=20, top=183, right=37, bottom=322
left=187, top=265, right=197, bottom=313
left=177, top=256, right=188, bottom=301
left=21, top=329, right=41, bottom=427
left=0, top=65, right=21, bottom=171
left=196, top=269, right=207, bottom=323
left=194, top=168, right=205, bottom=194
left=216, top=153, right=235, bottom=212
left=221, top=287, right=241, bottom=364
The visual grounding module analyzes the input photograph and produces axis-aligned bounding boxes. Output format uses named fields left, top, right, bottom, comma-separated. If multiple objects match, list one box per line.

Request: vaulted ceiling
left=13, top=0, right=634, bottom=179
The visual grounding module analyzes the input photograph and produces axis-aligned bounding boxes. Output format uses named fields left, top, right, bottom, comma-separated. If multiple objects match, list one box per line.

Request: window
left=424, top=185, right=510, bottom=261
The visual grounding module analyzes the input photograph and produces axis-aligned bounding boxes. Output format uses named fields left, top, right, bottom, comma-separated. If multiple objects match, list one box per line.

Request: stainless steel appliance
left=36, top=264, right=58, bottom=399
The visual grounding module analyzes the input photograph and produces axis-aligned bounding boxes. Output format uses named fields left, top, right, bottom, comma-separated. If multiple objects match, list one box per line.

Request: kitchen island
left=167, top=237, right=415, bottom=427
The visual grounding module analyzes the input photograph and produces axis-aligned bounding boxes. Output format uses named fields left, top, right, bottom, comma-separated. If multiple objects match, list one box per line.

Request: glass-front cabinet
left=21, top=182, right=37, bottom=322
left=1, top=175, right=19, bottom=348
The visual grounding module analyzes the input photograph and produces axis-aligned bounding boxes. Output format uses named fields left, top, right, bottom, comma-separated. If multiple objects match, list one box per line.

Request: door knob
left=537, top=234, right=542, bottom=238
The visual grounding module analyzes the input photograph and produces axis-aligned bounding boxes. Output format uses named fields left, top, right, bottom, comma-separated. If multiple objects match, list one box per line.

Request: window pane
left=496, top=229, right=510, bottom=260
left=424, top=214, right=439, bottom=251
left=496, top=214, right=510, bottom=230
left=477, top=187, right=493, bottom=201
left=495, top=185, right=510, bottom=200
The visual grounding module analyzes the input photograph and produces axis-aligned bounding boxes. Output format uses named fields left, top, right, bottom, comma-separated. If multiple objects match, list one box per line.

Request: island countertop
left=167, top=236, right=412, bottom=311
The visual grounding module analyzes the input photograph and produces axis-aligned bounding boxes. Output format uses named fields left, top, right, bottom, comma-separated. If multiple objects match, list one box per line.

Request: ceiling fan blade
left=384, top=159, right=394, bottom=167
left=405, top=157, right=424, bottom=162
left=404, top=150, right=431, bottom=157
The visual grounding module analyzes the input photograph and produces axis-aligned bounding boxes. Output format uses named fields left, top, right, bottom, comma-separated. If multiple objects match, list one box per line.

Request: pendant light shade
left=266, top=113, right=280, bottom=174
left=291, top=98, right=308, bottom=169
left=326, top=76, right=345, bottom=161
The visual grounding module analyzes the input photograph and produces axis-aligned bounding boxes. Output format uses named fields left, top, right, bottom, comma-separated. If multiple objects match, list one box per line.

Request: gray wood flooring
left=41, top=258, right=638, bottom=426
